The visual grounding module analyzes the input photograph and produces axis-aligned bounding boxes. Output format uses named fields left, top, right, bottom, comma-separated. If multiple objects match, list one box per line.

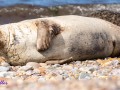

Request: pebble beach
left=0, top=4, right=120, bottom=90
left=0, top=57, right=120, bottom=90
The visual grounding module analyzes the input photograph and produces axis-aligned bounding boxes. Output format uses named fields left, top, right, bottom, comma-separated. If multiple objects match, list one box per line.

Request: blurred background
left=0, top=0, right=120, bottom=7
left=0, top=0, right=120, bottom=25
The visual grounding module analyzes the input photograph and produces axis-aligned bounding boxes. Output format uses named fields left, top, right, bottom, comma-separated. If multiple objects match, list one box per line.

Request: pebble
left=62, top=65, right=73, bottom=71
left=26, top=62, right=40, bottom=69
left=56, top=75, right=63, bottom=81
left=62, top=73, right=69, bottom=79
left=25, top=70, right=33, bottom=75
left=79, top=66, right=98, bottom=73
left=25, top=76, right=39, bottom=83
left=0, top=71, right=15, bottom=78
left=106, top=60, right=119, bottom=67
left=38, top=76, right=46, bottom=82
left=18, top=66, right=33, bottom=71
left=39, top=67, right=46, bottom=75
left=52, top=64, right=61, bottom=68
left=39, top=63, right=47, bottom=67
left=33, top=68, right=40, bottom=74
left=57, top=69, right=64, bottom=75
left=108, top=60, right=120, bottom=67
left=110, top=69, right=120, bottom=76
left=0, top=72, right=7, bottom=77
left=71, top=67, right=79, bottom=73
left=78, top=72, right=91, bottom=80
left=0, top=66, right=10, bottom=72
left=0, top=58, right=119, bottom=89
left=0, top=62, right=10, bottom=67
left=65, top=78, right=71, bottom=81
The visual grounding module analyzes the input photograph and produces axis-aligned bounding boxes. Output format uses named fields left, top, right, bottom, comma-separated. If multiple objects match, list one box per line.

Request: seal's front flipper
left=45, top=57, right=73, bottom=64
left=36, top=20, right=61, bottom=51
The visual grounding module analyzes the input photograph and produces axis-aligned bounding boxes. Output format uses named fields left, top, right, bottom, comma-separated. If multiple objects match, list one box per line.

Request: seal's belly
left=42, top=24, right=114, bottom=61
left=65, top=30, right=113, bottom=60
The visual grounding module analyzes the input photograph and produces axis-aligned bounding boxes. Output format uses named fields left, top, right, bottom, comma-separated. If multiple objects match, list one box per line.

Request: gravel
left=0, top=66, right=10, bottom=72
left=0, top=58, right=120, bottom=89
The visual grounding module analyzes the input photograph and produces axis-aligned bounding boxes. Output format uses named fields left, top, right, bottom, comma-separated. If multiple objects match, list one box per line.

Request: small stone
left=0, top=57, right=6, bottom=64
left=71, top=67, right=78, bottom=73
left=110, top=69, right=120, bottom=76
left=38, top=76, right=46, bottom=82
left=49, top=77, right=57, bottom=82
left=0, top=66, right=10, bottom=72
left=25, top=70, right=33, bottom=75
left=39, top=63, right=47, bottom=67
left=97, top=69, right=110, bottom=76
left=26, top=62, right=40, bottom=69
left=104, top=60, right=119, bottom=67
left=58, top=70, right=64, bottom=75
left=79, top=66, right=98, bottom=73
left=62, top=73, right=69, bottom=79
left=7, top=71, right=16, bottom=77
left=62, top=65, right=73, bottom=71
left=25, top=76, right=39, bottom=83
left=56, top=75, right=63, bottom=81
left=52, top=64, right=61, bottom=68
left=18, top=66, right=33, bottom=71
left=45, top=75, right=51, bottom=80
left=109, top=60, right=119, bottom=66
left=0, top=72, right=7, bottom=77
left=89, top=66, right=98, bottom=73
left=65, top=78, right=71, bottom=81
left=0, top=71, right=16, bottom=78
left=39, top=67, right=46, bottom=76
left=33, top=67, right=46, bottom=76
left=97, top=58, right=119, bottom=67
left=78, top=72, right=91, bottom=80
left=33, top=68, right=40, bottom=74
left=0, top=62, right=10, bottom=67
left=17, top=71, right=26, bottom=76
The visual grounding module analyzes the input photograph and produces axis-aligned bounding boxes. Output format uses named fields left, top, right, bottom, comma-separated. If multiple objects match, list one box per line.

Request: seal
left=0, top=15, right=120, bottom=65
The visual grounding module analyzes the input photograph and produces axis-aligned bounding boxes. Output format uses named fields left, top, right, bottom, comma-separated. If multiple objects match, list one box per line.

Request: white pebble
left=0, top=66, right=10, bottom=72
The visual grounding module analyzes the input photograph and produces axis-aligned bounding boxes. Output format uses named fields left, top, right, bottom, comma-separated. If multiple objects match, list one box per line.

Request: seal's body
left=0, top=15, right=120, bottom=65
